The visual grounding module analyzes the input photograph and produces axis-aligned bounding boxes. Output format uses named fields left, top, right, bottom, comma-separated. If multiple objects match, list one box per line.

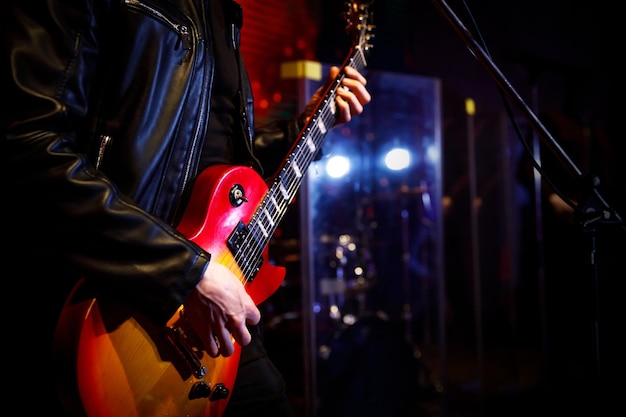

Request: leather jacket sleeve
left=1, top=1, right=208, bottom=325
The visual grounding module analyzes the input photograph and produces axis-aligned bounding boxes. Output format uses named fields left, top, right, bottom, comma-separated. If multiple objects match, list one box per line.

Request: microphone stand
left=429, top=0, right=625, bottom=408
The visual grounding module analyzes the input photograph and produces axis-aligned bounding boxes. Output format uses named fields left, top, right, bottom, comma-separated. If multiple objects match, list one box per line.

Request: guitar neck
left=251, top=47, right=369, bottom=252
left=239, top=1, right=374, bottom=282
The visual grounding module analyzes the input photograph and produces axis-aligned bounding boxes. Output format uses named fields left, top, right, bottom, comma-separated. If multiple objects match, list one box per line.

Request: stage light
left=384, top=147, right=411, bottom=171
left=325, top=155, right=351, bottom=178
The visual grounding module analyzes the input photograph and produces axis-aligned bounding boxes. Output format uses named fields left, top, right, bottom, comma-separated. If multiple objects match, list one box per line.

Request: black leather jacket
left=1, top=0, right=304, bottom=325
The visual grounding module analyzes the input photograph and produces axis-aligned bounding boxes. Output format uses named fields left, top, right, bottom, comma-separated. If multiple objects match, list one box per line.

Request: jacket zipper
left=95, top=134, right=112, bottom=170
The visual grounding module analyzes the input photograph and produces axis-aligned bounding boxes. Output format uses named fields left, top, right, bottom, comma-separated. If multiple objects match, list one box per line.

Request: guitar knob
left=189, top=381, right=211, bottom=399
left=210, top=383, right=229, bottom=400
left=229, top=184, right=248, bottom=207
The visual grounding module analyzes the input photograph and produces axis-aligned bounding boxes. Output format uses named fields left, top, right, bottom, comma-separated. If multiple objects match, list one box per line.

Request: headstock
left=342, top=1, right=375, bottom=54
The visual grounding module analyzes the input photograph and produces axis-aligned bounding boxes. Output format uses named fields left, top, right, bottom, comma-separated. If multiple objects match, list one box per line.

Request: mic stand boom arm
left=429, top=0, right=623, bottom=229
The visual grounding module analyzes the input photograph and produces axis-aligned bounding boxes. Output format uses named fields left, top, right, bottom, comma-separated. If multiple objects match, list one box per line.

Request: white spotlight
left=384, top=148, right=411, bottom=171
left=325, top=155, right=351, bottom=178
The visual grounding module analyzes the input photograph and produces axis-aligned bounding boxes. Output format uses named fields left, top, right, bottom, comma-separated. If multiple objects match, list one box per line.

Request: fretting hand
left=304, top=65, right=371, bottom=126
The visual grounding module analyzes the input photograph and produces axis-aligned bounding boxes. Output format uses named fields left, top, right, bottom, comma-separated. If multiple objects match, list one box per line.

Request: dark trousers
left=222, top=325, right=295, bottom=417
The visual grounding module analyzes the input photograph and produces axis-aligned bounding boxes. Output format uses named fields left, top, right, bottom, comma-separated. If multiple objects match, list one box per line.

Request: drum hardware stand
left=399, top=183, right=441, bottom=400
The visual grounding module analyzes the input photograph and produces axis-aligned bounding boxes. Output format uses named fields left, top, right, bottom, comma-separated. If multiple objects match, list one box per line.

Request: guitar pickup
left=227, top=221, right=263, bottom=281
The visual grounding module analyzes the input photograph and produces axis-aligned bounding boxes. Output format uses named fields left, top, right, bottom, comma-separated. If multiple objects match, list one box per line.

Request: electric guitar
left=53, top=2, right=374, bottom=417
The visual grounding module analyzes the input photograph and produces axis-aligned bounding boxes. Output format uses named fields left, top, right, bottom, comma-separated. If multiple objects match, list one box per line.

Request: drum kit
left=263, top=187, right=434, bottom=345
left=261, top=186, right=439, bottom=415
left=262, top=231, right=378, bottom=350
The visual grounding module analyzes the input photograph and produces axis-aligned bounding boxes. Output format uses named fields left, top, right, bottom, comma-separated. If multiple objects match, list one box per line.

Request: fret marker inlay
left=279, top=182, right=289, bottom=200
left=317, top=118, right=327, bottom=134
left=306, top=136, right=316, bottom=153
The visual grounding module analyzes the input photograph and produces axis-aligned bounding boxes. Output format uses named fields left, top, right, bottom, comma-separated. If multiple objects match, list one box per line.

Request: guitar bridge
left=227, top=221, right=263, bottom=281
left=166, top=326, right=207, bottom=379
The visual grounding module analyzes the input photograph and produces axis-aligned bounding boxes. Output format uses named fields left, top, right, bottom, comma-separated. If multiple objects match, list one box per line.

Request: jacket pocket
left=123, top=0, right=194, bottom=53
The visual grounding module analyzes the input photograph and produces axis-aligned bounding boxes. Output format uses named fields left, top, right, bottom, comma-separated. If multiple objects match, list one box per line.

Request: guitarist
left=1, top=1, right=370, bottom=417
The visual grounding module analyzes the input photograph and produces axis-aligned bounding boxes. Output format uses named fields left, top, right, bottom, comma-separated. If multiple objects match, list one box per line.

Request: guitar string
left=223, top=1, right=372, bottom=281
left=232, top=46, right=368, bottom=284
left=235, top=44, right=369, bottom=282
left=228, top=86, right=339, bottom=284
left=235, top=17, right=372, bottom=281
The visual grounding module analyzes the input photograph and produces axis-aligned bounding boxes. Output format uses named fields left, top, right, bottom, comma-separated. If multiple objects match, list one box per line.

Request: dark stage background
left=236, top=1, right=625, bottom=416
